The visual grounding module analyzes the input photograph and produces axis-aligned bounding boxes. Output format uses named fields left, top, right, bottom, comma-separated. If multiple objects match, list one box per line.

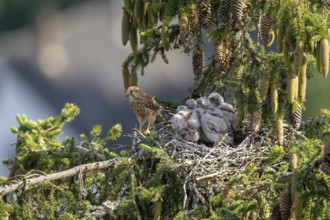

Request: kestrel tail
left=125, top=86, right=162, bottom=134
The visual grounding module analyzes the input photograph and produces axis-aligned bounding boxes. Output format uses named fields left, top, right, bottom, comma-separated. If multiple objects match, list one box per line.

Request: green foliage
left=107, top=123, right=123, bottom=141
left=119, top=2, right=330, bottom=217
left=1, top=104, right=125, bottom=218
left=1, top=104, right=330, bottom=219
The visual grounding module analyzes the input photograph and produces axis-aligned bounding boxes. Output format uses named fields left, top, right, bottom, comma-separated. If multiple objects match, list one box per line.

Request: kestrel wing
left=139, top=91, right=160, bottom=111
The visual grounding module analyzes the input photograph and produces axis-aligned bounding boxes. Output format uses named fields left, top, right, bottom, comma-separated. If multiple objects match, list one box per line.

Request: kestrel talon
left=126, top=86, right=162, bottom=134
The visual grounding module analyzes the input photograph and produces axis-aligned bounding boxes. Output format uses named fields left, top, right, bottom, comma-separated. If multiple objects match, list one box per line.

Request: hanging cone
left=298, top=53, right=307, bottom=103
left=121, top=10, right=131, bottom=46
left=261, top=14, right=273, bottom=45
left=290, top=104, right=302, bottom=130
left=189, top=5, right=200, bottom=33
left=279, top=187, right=292, bottom=220
left=250, top=110, right=261, bottom=132
left=192, top=47, right=204, bottom=76
left=129, top=24, right=138, bottom=52
left=275, top=117, right=284, bottom=145
left=122, top=66, right=130, bottom=92
left=271, top=82, right=278, bottom=114
left=179, top=13, right=189, bottom=44
left=231, top=0, right=244, bottom=24
left=215, top=41, right=232, bottom=71
left=287, top=75, right=298, bottom=104
left=319, top=38, right=329, bottom=78
left=199, top=0, right=211, bottom=28
left=218, top=0, right=230, bottom=23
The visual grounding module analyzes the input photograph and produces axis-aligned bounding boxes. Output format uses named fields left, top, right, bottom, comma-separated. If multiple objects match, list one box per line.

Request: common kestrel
left=125, top=86, right=162, bottom=134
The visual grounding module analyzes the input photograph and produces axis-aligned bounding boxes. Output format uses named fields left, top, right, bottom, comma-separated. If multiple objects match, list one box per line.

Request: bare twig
left=0, top=157, right=129, bottom=198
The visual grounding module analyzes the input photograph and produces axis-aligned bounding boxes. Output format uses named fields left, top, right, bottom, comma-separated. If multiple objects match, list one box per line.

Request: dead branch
left=0, top=157, right=129, bottom=198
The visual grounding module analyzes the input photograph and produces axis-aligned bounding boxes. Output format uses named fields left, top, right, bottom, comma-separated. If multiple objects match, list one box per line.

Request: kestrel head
left=126, top=86, right=140, bottom=98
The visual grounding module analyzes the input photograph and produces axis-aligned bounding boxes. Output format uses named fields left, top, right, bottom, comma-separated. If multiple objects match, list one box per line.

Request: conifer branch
left=0, top=157, right=129, bottom=198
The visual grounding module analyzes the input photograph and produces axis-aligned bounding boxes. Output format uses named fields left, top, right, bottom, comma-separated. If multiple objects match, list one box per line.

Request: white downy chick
left=196, top=97, right=210, bottom=109
left=208, top=92, right=236, bottom=125
left=171, top=110, right=191, bottom=131
left=186, top=99, right=197, bottom=110
left=200, top=111, right=229, bottom=143
left=176, top=105, right=188, bottom=113
left=208, top=93, right=224, bottom=108
left=187, top=110, right=201, bottom=129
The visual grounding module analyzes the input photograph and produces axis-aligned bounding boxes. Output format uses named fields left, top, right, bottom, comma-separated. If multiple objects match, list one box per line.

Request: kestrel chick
left=208, top=93, right=224, bottom=107
left=126, top=86, right=162, bottom=134
left=196, top=97, right=210, bottom=109
left=186, top=99, right=197, bottom=110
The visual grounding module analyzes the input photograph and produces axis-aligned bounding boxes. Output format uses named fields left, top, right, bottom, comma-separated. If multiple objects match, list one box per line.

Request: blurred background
left=0, top=0, right=194, bottom=176
left=0, top=0, right=329, bottom=177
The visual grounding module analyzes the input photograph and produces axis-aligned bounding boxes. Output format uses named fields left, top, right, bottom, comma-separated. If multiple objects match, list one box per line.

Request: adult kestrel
left=125, top=86, right=162, bottom=134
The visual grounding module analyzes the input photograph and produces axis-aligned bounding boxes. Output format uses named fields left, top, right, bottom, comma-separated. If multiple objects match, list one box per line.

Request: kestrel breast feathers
left=126, top=86, right=162, bottom=134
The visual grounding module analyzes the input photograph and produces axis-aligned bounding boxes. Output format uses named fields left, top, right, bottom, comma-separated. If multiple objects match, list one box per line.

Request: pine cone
left=189, top=6, right=200, bottom=33
left=319, top=38, right=329, bottom=78
left=261, top=15, right=273, bottom=44
left=287, top=75, right=298, bottom=104
left=122, top=66, right=130, bottom=91
left=219, top=0, right=230, bottom=23
left=215, top=41, right=225, bottom=64
left=290, top=153, right=298, bottom=169
left=192, top=47, right=204, bottom=76
left=276, top=118, right=284, bottom=145
left=298, top=53, right=308, bottom=102
left=199, top=0, right=211, bottom=28
left=215, top=41, right=232, bottom=71
left=179, top=13, right=189, bottom=44
left=279, top=187, right=292, bottom=220
left=250, top=110, right=261, bottom=133
left=271, top=82, right=278, bottom=113
left=290, top=104, right=302, bottom=130
left=271, top=205, right=281, bottom=220
left=129, top=24, right=138, bottom=52
left=231, top=0, right=244, bottom=24
left=130, top=70, right=138, bottom=87
left=121, top=9, right=131, bottom=46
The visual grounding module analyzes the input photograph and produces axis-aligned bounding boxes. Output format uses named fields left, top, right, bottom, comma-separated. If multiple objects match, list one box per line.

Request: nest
left=127, top=122, right=280, bottom=210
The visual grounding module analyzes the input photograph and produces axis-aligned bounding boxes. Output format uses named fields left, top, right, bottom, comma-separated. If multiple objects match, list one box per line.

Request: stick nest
left=127, top=122, right=281, bottom=209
